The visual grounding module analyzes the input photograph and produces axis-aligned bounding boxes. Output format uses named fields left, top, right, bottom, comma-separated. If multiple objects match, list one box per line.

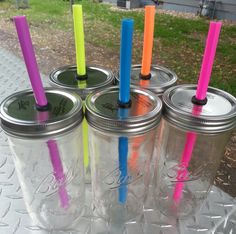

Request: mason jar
left=115, top=64, right=178, bottom=96
left=85, top=87, right=162, bottom=225
left=49, top=65, right=114, bottom=184
left=153, top=85, right=236, bottom=218
left=0, top=89, right=85, bottom=229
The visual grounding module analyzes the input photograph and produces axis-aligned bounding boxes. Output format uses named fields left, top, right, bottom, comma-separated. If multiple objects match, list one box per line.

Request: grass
left=0, top=0, right=236, bottom=96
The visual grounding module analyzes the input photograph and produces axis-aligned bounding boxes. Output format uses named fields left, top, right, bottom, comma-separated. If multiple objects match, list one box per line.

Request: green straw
left=73, top=5, right=86, bottom=76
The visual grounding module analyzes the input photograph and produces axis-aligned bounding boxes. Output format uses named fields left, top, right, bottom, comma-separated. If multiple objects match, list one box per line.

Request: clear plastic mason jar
left=0, top=89, right=85, bottom=229
left=115, top=64, right=178, bottom=96
left=153, top=85, right=236, bottom=218
left=49, top=65, right=114, bottom=184
left=115, top=64, right=178, bottom=212
left=85, top=87, right=162, bottom=224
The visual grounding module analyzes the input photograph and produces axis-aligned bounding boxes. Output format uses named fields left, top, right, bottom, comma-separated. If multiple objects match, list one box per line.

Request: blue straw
left=118, top=19, right=133, bottom=204
left=119, top=136, right=128, bottom=204
left=119, top=19, right=134, bottom=104
left=118, top=107, right=129, bottom=204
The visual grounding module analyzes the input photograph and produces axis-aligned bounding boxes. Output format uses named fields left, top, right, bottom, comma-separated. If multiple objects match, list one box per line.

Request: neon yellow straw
left=78, top=80, right=87, bottom=89
left=73, top=5, right=86, bottom=76
left=73, top=6, right=88, bottom=170
left=82, top=105, right=89, bottom=169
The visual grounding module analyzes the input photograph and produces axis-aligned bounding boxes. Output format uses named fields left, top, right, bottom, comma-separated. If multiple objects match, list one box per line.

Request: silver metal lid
left=0, top=89, right=83, bottom=138
left=163, top=85, right=236, bottom=133
left=85, top=87, right=162, bottom=135
left=115, top=64, right=178, bottom=95
left=49, top=65, right=114, bottom=100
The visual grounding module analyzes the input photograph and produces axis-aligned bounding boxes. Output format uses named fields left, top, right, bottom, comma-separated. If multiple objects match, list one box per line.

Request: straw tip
left=210, top=21, right=222, bottom=27
left=13, top=15, right=26, bottom=21
left=122, top=18, right=134, bottom=23
left=145, top=5, right=156, bottom=10
left=122, top=19, right=134, bottom=28
left=72, top=4, right=82, bottom=10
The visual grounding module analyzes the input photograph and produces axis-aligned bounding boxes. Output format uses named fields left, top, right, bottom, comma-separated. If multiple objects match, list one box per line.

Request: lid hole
left=139, top=73, right=151, bottom=80
left=75, top=73, right=88, bottom=81
left=191, top=95, right=208, bottom=106
left=117, top=100, right=132, bottom=108
left=35, top=103, right=51, bottom=111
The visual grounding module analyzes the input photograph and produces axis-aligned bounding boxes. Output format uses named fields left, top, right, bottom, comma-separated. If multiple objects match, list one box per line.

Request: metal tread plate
left=0, top=48, right=235, bottom=234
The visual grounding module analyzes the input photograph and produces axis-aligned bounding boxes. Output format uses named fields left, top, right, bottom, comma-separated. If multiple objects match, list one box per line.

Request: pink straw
left=196, top=22, right=222, bottom=100
left=14, top=16, right=47, bottom=106
left=14, top=15, right=69, bottom=208
left=173, top=21, right=222, bottom=203
left=172, top=107, right=200, bottom=202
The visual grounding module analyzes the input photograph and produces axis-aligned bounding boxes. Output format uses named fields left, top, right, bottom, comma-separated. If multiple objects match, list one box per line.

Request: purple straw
left=37, top=112, right=69, bottom=209
left=14, top=16, right=47, bottom=106
left=14, top=15, right=69, bottom=208
left=47, top=140, right=69, bottom=208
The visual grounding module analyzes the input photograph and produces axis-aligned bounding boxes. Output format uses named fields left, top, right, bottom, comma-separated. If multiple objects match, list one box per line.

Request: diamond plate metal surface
left=0, top=48, right=236, bottom=234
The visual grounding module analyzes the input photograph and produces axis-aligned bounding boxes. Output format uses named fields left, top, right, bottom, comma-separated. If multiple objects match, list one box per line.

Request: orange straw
left=128, top=89, right=150, bottom=173
left=128, top=98, right=144, bottom=172
left=141, top=6, right=156, bottom=76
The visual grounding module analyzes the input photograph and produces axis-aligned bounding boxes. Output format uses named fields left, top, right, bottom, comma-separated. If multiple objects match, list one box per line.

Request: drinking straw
left=129, top=6, right=155, bottom=168
left=173, top=21, right=222, bottom=203
left=118, top=127, right=128, bottom=203
left=82, top=106, right=89, bottom=170
left=73, top=4, right=86, bottom=76
left=37, top=111, right=69, bottom=209
left=196, top=22, right=222, bottom=100
left=128, top=6, right=156, bottom=166
left=47, top=140, right=69, bottom=208
left=128, top=94, right=149, bottom=173
left=14, top=16, right=69, bottom=209
left=119, top=19, right=133, bottom=104
left=118, top=19, right=134, bottom=204
left=73, top=5, right=89, bottom=171
left=172, top=106, right=200, bottom=203
left=141, top=6, right=156, bottom=77
left=14, top=16, right=47, bottom=107
left=130, top=5, right=153, bottom=170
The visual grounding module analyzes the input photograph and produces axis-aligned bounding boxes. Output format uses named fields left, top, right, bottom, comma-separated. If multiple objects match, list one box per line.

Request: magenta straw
left=14, top=15, right=69, bottom=208
left=173, top=21, right=222, bottom=203
left=196, top=22, right=222, bottom=100
left=14, top=16, right=47, bottom=106
left=172, top=107, right=200, bottom=202
left=37, top=112, right=69, bottom=209
left=47, top=140, right=69, bottom=208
